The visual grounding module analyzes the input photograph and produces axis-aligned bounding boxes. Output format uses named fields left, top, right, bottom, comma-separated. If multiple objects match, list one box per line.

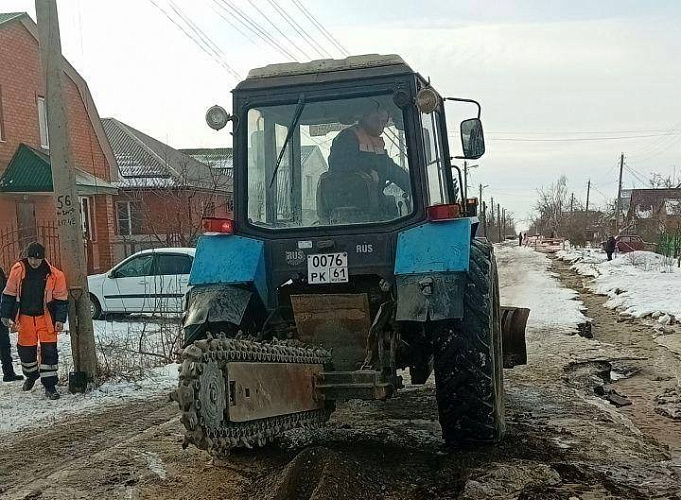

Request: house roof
left=0, top=12, right=25, bottom=26
left=628, top=188, right=681, bottom=218
left=102, top=118, right=231, bottom=191
left=0, top=12, right=119, bottom=183
left=0, top=143, right=118, bottom=195
left=180, top=148, right=234, bottom=174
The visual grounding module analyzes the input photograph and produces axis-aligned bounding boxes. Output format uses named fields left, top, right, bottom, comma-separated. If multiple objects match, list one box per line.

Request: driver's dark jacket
left=328, top=125, right=410, bottom=192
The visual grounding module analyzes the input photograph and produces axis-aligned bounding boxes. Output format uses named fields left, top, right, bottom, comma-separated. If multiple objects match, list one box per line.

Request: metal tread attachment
left=171, top=337, right=333, bottom=455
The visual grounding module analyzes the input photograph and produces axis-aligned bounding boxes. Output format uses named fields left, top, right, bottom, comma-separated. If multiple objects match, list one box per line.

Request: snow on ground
left=495, top=243, right=629, bottom=385
left=0, top=318, right=179, bottom=435
left=496, top=244, right=588, bottom=335
left=557, top=246, right=681, bottom=321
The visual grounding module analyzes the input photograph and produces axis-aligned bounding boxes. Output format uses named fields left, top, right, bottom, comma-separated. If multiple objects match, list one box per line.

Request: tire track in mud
left=0, top=397, right=176, bottom=497
left=551, top=257, right=681, bottom=456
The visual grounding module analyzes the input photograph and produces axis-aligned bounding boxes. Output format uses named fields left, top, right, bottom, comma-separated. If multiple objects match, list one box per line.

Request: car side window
left=156, top=254, right=193, bottom=275
left=116, top=255, right=154, bottom=278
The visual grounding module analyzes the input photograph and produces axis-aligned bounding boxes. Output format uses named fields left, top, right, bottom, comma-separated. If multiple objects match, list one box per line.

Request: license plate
left=307, top=252, right=348, bottom=284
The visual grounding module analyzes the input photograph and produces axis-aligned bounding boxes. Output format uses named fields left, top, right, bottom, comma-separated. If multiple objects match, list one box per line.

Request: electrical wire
left=290, top=0, right=350, bottom=56
left=263, top=0, right=334, bottom=59
left=246, top=0, right=312, bottom=60
left=215, top=0, right=299, bottom=61
left=475, top=132, right=681, bottom=142
left=147, top=0, right=240, bottom=79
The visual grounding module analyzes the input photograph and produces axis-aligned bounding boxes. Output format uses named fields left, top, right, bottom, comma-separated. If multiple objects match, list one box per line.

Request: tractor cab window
left=421, top=110, right=448, bottom=205
left=247, top=94, right=413, bottom=229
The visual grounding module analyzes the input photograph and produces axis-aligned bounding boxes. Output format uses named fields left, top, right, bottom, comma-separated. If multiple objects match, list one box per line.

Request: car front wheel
left=89, top=294, right=103, bottom=320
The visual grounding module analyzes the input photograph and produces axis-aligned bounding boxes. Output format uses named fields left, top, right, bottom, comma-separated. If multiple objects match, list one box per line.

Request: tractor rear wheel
left=433, top=238, right=505, bottom=446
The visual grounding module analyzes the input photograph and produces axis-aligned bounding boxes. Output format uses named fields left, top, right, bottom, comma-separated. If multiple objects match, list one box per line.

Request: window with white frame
left=37, top=96, right=49, bottom=149
left=116, top=201, right=143, bottom=236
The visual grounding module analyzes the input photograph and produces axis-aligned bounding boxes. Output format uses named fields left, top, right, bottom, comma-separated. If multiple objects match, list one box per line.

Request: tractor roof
left=246, top=54, right=410, bottom=79
left=235, top=54, right=416, bottom=91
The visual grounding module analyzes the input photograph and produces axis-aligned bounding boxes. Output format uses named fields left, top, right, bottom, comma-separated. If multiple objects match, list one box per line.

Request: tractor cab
left=227, top=55, right=484, bottom=235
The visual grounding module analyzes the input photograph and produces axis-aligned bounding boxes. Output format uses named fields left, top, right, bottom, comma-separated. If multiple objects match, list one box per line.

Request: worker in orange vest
left=0, top=242, right=68, bottom=400
left=327, top=104, right=411, bottom=219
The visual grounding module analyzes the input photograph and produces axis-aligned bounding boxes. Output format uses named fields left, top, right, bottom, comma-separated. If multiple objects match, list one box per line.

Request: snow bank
left=496, top=245, right=588, bottom=334
left=0, top=317, right=180, bottom=435
left=557, top=248, right=681, bottom=321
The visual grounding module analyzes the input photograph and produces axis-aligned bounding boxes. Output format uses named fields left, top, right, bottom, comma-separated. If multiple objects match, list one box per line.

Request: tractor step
left=316, top=370, right=400, bottom=401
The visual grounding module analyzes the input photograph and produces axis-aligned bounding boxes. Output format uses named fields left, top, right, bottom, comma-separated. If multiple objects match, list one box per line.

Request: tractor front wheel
left=433, top=238, right=505, bottom=446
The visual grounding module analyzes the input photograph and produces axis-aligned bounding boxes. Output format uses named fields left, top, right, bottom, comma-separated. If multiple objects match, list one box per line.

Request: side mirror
left=108, top=270, right=118, bottom=279
left=460, top=118, right=485, bottom=159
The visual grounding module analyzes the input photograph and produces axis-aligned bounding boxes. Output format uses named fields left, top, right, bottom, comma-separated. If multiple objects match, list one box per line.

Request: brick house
left=625, top=188, right=681, bottom=242
left=101, top=118, right=233, bottom=262
left=0, top=12, right=119, bottom=274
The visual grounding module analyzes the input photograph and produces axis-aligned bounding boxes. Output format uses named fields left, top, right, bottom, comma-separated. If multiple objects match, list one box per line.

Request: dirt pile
left=251, top=446, right=380, bottom=500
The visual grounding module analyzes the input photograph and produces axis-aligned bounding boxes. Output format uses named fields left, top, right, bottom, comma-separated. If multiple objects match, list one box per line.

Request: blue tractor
left=171, top=55, right=529, bottom=454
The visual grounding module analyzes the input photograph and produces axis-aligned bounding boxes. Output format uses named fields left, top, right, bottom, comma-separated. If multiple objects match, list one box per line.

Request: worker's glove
left=55, top=322, right=64, bottom=333
left=1, top=318, right=16, bottom=332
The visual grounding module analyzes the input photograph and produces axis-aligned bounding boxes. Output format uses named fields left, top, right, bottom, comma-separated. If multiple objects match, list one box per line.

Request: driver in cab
left=325, top=105, right=410, bottom=220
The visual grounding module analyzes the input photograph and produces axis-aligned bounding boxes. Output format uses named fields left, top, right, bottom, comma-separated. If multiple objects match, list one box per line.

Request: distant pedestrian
left=0, top=242, right=68, bottom=399
left=518, top=233, right=523, bottom=247
left=605, top=236, right=616, bottom=261
left=0, top=266, right=23, bottom=382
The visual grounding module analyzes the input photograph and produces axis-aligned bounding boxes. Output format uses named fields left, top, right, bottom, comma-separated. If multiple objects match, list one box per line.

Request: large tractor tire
left=433, top=238, right=505, bottom=446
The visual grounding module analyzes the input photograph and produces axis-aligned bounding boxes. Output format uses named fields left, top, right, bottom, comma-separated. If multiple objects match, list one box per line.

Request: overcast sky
left=4, top=0, right=681, bottom=228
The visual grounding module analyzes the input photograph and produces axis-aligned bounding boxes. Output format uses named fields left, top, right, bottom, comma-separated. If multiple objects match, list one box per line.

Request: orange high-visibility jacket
left=0, top=260, right=68, bottom=324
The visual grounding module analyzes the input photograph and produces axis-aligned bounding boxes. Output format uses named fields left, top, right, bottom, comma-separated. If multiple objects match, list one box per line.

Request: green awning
left=0, top=143, right=118, bottom=195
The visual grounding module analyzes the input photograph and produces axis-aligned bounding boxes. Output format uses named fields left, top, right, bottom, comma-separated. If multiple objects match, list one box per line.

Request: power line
left=290, top=0, right=350, bottom=56
left=479, top=132, right=681, bottom=142
left=245, top=0, right=312, bottom=60
left=209, top=2, right=266, bottom=51
left=214, top=0, right=299, bottom=61
left=147, top=0, right=240, bottom=79
left=263, top=0, right=334, bottom=59
left=486, top=128, right=680, bottom=136
left=167, top=1, right=235, bottom=72
left=628, top=119, right=681, bottom=158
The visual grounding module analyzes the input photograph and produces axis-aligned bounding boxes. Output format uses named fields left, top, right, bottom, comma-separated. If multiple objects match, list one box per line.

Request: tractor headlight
left=205, top=105, right=230, bottom=131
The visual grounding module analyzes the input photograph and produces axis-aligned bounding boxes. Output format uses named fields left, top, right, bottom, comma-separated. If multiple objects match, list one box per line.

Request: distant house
left=180, top=147, right=233, bottom=177
left=626, top=188, right=681, bottom=241
left=182, top=145, right=328, bottom=224
left=102, top=119, right=233, bottom=261
left=0, top=12, right=119, bottom=274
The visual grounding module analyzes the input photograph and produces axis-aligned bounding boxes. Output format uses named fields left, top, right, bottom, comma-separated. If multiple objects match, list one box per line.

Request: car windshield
left=246, top=94, right=413, bottom=229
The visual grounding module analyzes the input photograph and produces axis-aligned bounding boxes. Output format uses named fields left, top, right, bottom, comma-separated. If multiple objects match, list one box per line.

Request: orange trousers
left=17, top=314, right=57, bottom=347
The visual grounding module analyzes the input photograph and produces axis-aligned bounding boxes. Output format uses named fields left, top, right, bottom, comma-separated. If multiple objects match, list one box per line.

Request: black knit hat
left=26, top=242, right=45, bottom=259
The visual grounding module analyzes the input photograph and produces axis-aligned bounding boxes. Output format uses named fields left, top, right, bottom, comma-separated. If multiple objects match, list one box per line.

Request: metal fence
left=0, top=223, right=63, bottom=273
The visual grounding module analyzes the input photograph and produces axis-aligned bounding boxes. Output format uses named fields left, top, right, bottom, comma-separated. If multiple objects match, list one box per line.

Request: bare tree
left=534, top=176, right=569, bottom=237
left=649, top=172, right=680, bottom=189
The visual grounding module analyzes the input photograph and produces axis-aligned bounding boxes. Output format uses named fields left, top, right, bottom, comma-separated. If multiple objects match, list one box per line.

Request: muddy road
left=2, top=249, right=680, bottom=500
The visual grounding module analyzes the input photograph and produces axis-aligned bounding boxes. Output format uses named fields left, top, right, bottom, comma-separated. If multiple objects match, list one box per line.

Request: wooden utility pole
left=479, top=184, right=485, bottom=236
left=570, top=193, right=575, bottom=215
left=36, top=0, right=97, bottom=392
left=497, top=203, right=502, bottom=242
left=490, top=196, right=495, bottom=225
left=481, top=201, right=487, bottom=237
left=585, top=179, right=591, bottom=238
left=463, top=161, right=468, bottom=200
left=615, top=153, right=624, bottom=234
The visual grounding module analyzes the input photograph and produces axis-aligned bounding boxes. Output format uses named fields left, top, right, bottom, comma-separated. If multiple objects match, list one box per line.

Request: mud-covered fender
left=394, top=218, right=472, bottom=322
left=183, top=234, right=267, bottom=344
left=183, top=285, right=253, bottom=345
